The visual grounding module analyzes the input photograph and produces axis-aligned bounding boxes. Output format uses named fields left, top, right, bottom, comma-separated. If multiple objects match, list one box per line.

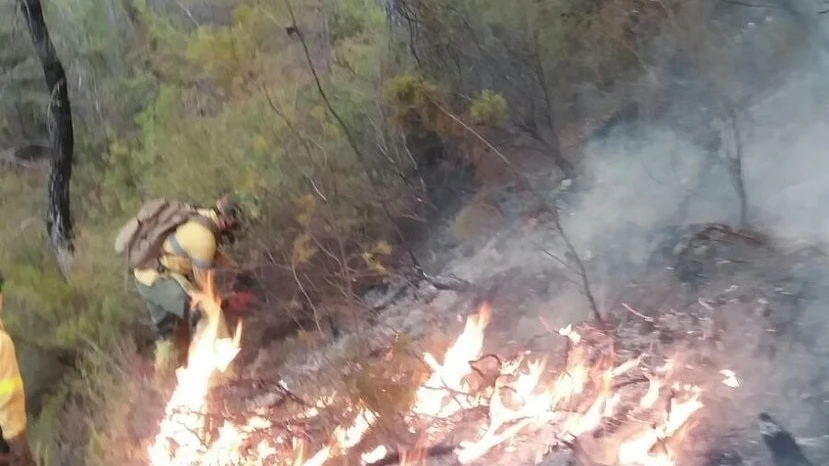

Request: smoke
left=537, top=8, right=829, bottom=461
left=559, top=5, right=829, bottom=272
left=565, top=125, right=735, bottom=266
left=742, top=52, right=829, bottom=246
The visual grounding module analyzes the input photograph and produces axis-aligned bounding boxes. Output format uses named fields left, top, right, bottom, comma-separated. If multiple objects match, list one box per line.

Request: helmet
left=216, top=193, right=243, bottom=230
left=215, top=193, right=252, bottom=246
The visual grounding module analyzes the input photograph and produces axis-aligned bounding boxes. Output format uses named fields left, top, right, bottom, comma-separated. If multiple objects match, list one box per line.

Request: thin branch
left=290, top=255, right=323, bottom=333
left=430, top=99, right=515, bottom=171
left=173, top=0, right=199, bottom=26
left=262, top=85, right=329, bottom=167
left=282, top=0, right=366, bottom=172
left=552, top=212, right=603, bottom=323
left=621, top=303, right=655, bottom=323
left=725, top=106, right=749, bottom=227
left=430, top=99, right=603, bottom=323
left=719, top=0, right=777, bottom=8
left=281, top=0, right=427, bottom=275
left=535, top=243, right=581, bottom=275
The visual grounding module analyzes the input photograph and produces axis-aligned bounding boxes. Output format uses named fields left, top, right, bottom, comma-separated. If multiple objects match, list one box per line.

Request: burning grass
left=145, top=277, right=730, bottom=466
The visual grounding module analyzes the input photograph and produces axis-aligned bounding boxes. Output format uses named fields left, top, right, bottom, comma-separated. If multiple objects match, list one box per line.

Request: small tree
left=18, top=0, right=76, bottom=275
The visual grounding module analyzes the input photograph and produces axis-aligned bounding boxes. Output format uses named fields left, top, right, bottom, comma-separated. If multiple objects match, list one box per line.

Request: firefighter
left=0, top=273, right=36, bottom=466
left=122, top=195, right=247, bottom=370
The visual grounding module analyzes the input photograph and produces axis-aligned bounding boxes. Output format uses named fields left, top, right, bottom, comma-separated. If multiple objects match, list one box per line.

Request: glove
left=7, top=433, right=35, bottom=466
left=232, top=270, right=256, bottom=290
left=222, top=291, right=257, bottom=315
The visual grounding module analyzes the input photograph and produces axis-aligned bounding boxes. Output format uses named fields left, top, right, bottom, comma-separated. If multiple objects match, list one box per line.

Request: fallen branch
left=418, top=270, right=471, bottom=291
left=611, top=376, right=649, bottom=391
left=468, top=353, right=504, bottom=391
left=367, top=270, right=472, bottom=314
left=621, top=303, right=655, bottom=323
left=273, top=379, right=315, bottom=408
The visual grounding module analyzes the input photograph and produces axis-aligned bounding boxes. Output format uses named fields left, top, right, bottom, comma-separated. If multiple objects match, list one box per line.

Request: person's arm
left=0, top=332, right=32, bottom=464
left=0, top=278, right=34, bottom=465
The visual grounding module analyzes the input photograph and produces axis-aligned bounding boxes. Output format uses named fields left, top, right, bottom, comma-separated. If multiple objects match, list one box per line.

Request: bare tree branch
left=551, top=211, right=604, bottom=323
left=430, top=100, right=604, bottom=323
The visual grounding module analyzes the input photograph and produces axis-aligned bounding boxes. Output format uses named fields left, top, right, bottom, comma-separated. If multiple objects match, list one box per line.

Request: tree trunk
left=18, top=0, right=75, bottom=276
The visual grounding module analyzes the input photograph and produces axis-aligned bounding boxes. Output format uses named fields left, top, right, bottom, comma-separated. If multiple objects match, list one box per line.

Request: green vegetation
left=0, top=0, right=809, bottom=463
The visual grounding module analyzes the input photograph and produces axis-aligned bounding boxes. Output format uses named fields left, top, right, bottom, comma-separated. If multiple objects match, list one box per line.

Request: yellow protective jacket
left=0, top=320, right=27, bottom=441
left=133, top=208, right=234, bottom=291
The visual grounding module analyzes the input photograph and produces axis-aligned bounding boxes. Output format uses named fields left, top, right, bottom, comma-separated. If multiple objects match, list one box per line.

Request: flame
left=147, top=271, right=243, bottom=466
left=617, top=390, right=704, bottom=465
left=641, top=377, right=661, bottom=409
left=412, top=303, right=492, bottom=418
left=147, top=293, right=714, bottom=466
left=147, top=271, right=376, bottom=466
left=295, top=409, right=377, bottom=466
left=416, top=308, right=706, bottom=466
left=361, top=445, right=388, bottom=465
left=399, top=444, right=425, bottom=466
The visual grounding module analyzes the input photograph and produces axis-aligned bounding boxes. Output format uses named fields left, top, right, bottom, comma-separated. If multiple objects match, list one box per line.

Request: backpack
left=114, top=198, right=217, bottom=271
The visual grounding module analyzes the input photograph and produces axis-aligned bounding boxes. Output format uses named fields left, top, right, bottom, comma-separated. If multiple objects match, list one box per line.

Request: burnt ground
left=613, top=224, right=829, bottom=465
left=391, top=225, right=829, bottom=466
left=206, top=208, right=829, bottom=466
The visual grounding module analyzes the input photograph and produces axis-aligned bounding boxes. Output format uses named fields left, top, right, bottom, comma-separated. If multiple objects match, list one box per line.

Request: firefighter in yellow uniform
left=131, top=197, right=242, bottom=370
left=0, top=274, right=35, bottom=466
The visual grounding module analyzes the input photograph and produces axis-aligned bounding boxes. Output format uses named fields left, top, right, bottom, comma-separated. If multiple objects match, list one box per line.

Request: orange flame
left=147, top=271, right=243, bottom=465
left=296, top=408, right=377, bottom=466
left=399, top=445, right=425, bottom=466
left=412, top=303, right=492, bottom=418
left=415, top=308, right=707, bottom=466
left=148, top=291, right=710, bottom=466
left=617, top=391, right=704, bottom=465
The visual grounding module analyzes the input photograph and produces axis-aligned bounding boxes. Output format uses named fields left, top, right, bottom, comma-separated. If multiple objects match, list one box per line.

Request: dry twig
left=621, top=303, right=655, bottom=323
